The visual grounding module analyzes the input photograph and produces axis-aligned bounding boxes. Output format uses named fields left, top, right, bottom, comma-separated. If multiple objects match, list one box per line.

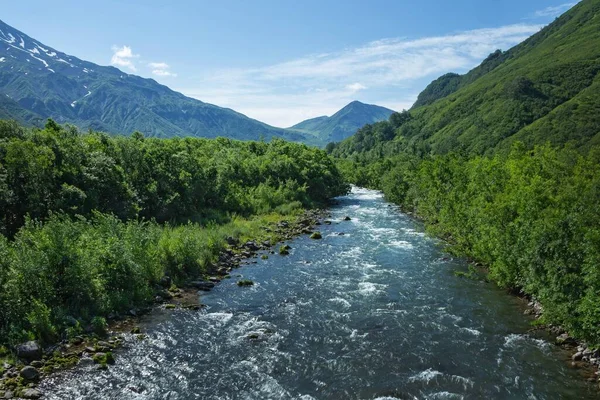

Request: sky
left=2, top=0, right=580, bottom=127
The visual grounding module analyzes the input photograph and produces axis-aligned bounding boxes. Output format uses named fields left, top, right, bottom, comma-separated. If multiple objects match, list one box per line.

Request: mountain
left=290, top=101, right=394, bottom=144
left=332, top=0, right=600, bottom=158
left=0, top=20, right=311, bottom=142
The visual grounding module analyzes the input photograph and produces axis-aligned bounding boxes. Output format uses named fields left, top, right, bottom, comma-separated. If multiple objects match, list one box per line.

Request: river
left=40, top=187, right=597, bottom=399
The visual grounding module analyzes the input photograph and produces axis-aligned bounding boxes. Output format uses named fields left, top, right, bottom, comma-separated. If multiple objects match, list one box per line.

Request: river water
left=41, top=188, right=597, bottom=399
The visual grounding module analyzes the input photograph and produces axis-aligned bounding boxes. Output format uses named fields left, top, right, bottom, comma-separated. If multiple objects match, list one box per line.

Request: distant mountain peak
left=290, top=101, right=394, bottom=144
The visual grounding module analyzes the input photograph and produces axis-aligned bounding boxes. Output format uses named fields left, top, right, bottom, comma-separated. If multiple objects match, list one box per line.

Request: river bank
left=0, top=208, right=335, bottom=399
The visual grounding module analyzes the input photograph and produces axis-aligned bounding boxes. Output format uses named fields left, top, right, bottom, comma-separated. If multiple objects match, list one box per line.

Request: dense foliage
left=0, top=119, right=348, bottom=345
left=0, top=119, right=346, bottom=238
left=337, top=144, right=600, bottom=344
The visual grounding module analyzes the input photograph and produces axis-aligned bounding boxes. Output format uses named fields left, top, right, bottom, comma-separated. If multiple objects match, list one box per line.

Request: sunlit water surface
left=40, top=188, right=597, bottom=399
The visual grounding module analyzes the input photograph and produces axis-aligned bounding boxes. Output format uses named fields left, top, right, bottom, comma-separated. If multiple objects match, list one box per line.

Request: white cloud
left=346, top=83, right=367, bottom=92
left=533, top=2, right=577, bottom=18
left=148, top=62, right=177, bottom=77
left=179, top=23, right=542, bottom=127
left=110, top=45, right=138, bottom=71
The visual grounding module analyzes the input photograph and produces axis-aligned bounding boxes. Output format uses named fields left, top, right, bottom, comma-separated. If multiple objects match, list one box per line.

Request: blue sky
left=2, top=0, right=579, bottom=127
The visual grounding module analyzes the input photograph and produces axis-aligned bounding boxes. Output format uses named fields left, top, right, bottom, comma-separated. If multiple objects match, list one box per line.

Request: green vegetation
left=0, top=119, right=347, bottom=346
left=339, top=142, right=600, bottom=345
left=330, top=1, right=600, bottom=345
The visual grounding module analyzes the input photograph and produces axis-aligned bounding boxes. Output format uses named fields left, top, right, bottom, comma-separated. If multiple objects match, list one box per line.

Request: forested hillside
left=329, top=0, right=600, bottom=345
left=332, top=0, right=600, bottom=159
left=0, top=119, right=347, bottom=345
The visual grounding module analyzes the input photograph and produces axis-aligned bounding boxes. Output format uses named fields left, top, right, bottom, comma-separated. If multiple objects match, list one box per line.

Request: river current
left=41, top=188, right=597, bottom=399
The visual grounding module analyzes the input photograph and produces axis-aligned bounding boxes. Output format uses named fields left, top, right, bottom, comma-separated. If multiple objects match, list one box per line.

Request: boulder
left=19, top=366, right=39, bottom=381
left=310, top=232, right=322, bottom=239
left=572, top=352, right=584, bottom=361
left=556, top=333, right=576, bottom=346
left=343, top=216, right=351, bottom=221
left=244, top=241, right=261, bottom=251
left=29, top=361, right=43, bottom=369
left=16, top=341, right=42, bottom=362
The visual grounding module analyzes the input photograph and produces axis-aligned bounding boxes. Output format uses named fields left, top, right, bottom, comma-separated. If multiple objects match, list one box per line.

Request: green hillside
left=332, top=0, right=600, bottom=159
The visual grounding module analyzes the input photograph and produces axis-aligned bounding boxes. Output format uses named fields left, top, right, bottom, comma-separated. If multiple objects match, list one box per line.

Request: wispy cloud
left=148, top=62, right=177, bottom=77
left=179, top=23, right=542, bottom=127
left=346, top=83, right=367, bottom=92
left=110, top=45, right=138, bottom=71
left=533, top=2, right=577, bottom=18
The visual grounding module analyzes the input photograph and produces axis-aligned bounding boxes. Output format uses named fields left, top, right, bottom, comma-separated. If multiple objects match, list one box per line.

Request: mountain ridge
left=0, top=19, right=313, bottom=143
left=291, top=100, right=394, bottom=144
